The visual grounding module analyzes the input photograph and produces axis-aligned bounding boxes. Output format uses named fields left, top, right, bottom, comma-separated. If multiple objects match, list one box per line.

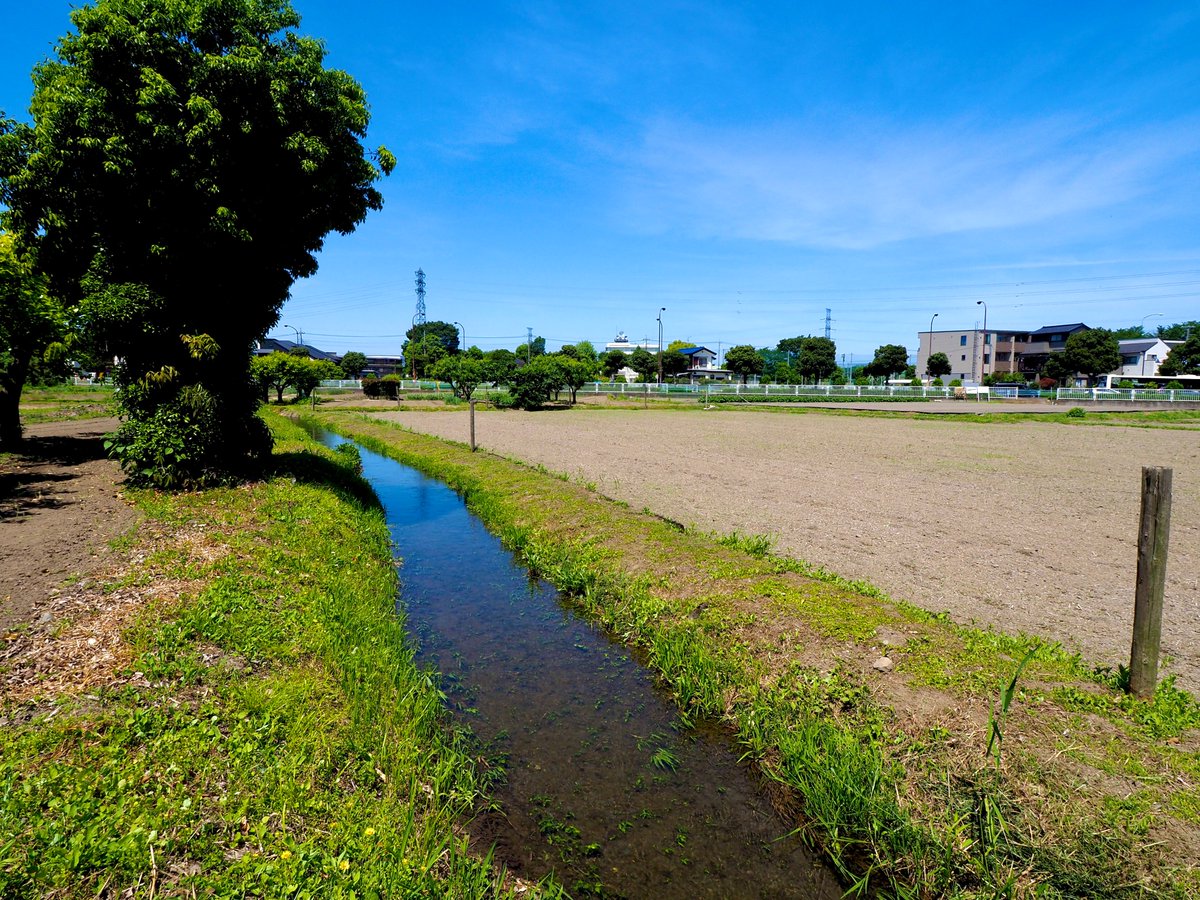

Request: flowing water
left=319, top=431, right=840, bottom=898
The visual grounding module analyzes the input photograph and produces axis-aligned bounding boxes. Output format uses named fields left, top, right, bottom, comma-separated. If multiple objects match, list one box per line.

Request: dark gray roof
left=1028, top=323, right=1089, bottom=337
left=255, top=338, right=339, bottom=361
left=1118, top=339, right=1158, bottom=352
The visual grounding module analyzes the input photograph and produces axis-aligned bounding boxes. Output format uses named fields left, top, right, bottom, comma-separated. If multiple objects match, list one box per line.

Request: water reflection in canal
left=322, top=432, right=840, bottom=898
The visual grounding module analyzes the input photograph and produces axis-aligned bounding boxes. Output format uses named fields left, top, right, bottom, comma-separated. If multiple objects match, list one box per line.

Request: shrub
left=1166, top=381, right=1184, bottom=389
left=486, top=391, right=516, bottom=409
left=949, top=378, right=963, bottom=387
left=379, top=374, right=401, bottom=400
left=931, top=377, right=944, bottom=386
left=1039, top=377, right=1056, bottom=389
left=1067, top=406, right=1086, bottom=418
left=909, top=378, right=922, bottom=386
left=1118, top=380, right=1136, bottom=389
left=360, top=374, right=382, bottom=397
left=105, top=383, right=269, bottom=488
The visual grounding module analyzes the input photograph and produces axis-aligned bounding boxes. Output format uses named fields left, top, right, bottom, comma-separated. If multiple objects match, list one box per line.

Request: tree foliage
left=724, top=345, right=764, bottom=384
left=628, top=348, right=657, bottom=381
left=250, top=352, right=339, bottom=402
left=795, top=336, right=837, bottom=382
left=1155, top=321, right=1199, bottom=341
left=926, top=352, right=951, bottom=378
left=508, top=355, right=562, bottom=410
left=431, top=355, right=486, bottom=401
left=0, top=234, right=66, bottom=445
left=1062, top=328, right=1120, bottom=383
left=339, top=351, right=367, bottom=378
left=864, top=344, right=909, bottom=379
left=404, top=321, right=459, bottom=355
left=600, top=349, right=628, bottom=380
left=0, top=0, right=391, bottom=484
left=482, top=349, right=517, bottom=384
left=1158, top=335, right=1200, bottom=376
left=659, top=349, right=688, bottom=378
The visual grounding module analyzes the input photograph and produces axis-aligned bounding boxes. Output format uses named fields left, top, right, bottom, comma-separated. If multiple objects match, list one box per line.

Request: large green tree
left=724, top=345, right=764, bottom=384
left=795, top=336, right=837, bottom=382
left=0, top=0, right=392, bottom=484
left=404, top=321, right=460, bottom=356
left=0, top=234, right=66, bottom=445
left=864, top=345, right=909, bottom=380
left=628, top=347, right=657, bottom=381
left=1158, top=335, right=1200, bottom=376
left=926, top=352, right=951, bottom=378
left=600, top=349, right=628, bottom=380
left=1062, top=328, right=1120, bottom=385
left=339, top=351, right=368, bottom=378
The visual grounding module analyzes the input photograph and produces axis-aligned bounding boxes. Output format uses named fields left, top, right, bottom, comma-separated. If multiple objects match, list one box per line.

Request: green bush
left=1067, top=406, right=1086, bottom=418
left=106, top=383, right=268, bottom=488
left=379, top=374, right=401, bottom=400
left=949, top=378, right=963, bottom=387
left=360, top=373, right=381, bottom=397
left=486, top=391, right=516, bottom=409
left=1166, top=381, right=1184, bottom=389
left=931, top=377, right=944, bottom=386
left=1118, top=380, right=1136, bottom=389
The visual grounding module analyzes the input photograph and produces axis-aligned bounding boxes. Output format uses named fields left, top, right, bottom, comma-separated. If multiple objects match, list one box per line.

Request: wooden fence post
left=468, top=399, right=476, bottom=452
left=1130, top=466, right=1172, bottom=698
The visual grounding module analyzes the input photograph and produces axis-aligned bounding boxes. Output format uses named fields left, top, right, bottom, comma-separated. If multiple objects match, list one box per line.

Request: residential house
left=674, top=346, right=733, bottom=382
left=1114, top=338, right=1182, bottom=380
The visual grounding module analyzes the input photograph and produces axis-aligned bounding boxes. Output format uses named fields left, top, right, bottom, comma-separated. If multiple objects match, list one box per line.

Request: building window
left=960, top=335, right=967, bottom=346
left=983, top=354, right=990, bottom=365
left=961, top=354, right=966, bottom=361
left=985, top=333, right=991, bottom=345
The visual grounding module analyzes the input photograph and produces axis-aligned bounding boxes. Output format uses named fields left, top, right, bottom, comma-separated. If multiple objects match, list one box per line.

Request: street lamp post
left=282, top=324, right=301, bottom=346
left=656, top=307, right=666, bottom=385
left=926, top=313, right=938, bottom=377
left=976, top=300, right=988, bottom=382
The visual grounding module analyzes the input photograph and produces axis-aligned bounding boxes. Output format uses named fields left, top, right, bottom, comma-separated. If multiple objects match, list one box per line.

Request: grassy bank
left=312, top=410, right=1200, bottom=899
left=0, top=412, right=548, bottom=897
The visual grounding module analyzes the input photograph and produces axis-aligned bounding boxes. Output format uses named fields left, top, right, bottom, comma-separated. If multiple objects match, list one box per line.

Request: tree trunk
left=0, top=356, right=31, bottom=448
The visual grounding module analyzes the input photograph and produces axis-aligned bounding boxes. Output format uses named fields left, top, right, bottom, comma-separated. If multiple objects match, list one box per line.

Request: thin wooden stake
left=469, top=399, right=477, bottom=452
left=1130, top=466, right=1172, bottom=698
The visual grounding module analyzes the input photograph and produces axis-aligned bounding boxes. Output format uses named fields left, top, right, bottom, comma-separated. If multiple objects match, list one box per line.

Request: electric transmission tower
left=414, top=268, right=427, bottom=335
left=825, top=308, right=832, bottom=340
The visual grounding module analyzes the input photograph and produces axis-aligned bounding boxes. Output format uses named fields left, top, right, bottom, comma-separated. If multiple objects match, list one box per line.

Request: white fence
left=1056, top=387, right=1200, bottom=403
left=584, top=382, right=959, bottom=399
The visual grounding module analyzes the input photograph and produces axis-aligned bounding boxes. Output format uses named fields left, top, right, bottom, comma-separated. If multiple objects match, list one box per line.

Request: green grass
left=311, top=410, right=1200, bottom=898
left=0, top=411, right=555, bottom=898
left=17, top=384, right=116, bottom=424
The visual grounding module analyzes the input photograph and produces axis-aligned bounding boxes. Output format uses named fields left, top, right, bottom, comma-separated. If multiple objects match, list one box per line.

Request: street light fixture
left=454, top=321, right=465, bottom=352
left=927, top=313, right=938, bottom=377
left=976, top=301, right=988, bottom=381
left=656, top=307, right=666, bottom=385
left=282, top=323, right=301, bottom=346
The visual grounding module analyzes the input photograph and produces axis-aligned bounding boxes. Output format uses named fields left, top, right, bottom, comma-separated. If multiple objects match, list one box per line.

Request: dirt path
left=367, top=406, right=1200, bottom=693
left=0, top=417, right=137, bottom=633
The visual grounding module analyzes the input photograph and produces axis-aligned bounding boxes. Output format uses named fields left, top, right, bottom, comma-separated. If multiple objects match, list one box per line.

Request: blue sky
left=3, top=2, right=1199, bottom=362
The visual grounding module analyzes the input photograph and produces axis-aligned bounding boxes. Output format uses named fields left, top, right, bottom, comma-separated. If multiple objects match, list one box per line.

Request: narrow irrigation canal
left=319, top=431, right=840, bottom=898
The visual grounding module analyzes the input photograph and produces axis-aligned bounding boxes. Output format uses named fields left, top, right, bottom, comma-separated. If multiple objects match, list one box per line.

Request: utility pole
left=657, top=307, right=666, bottom=384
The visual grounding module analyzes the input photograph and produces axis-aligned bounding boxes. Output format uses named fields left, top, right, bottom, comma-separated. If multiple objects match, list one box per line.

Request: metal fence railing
left=1056, top=387, right=1200, bottom=403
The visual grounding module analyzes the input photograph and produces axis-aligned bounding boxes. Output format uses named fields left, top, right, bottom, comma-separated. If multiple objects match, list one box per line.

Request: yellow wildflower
left=339, top=859, right=350, bottom=872
left=280, top=850, right=292, bottom=861
left=364, top=827, right=376, bottom=837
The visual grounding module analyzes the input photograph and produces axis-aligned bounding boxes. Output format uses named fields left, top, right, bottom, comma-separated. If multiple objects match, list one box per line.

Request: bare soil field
left=367, top=406, right=1200, bottom=693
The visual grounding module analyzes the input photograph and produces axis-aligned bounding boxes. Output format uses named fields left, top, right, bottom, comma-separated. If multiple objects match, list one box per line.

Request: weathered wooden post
left=1129, top=466, right=1172, bottom=698
left=469, top=398, right=476, bottom=452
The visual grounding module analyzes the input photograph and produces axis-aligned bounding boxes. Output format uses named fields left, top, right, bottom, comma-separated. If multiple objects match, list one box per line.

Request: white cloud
left=617, top=114, right=1200, bottom=249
